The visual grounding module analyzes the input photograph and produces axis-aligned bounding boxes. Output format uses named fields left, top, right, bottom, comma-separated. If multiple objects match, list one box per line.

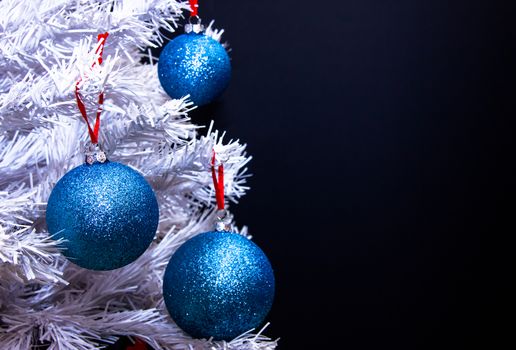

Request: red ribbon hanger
left=74, top=32, right=109, bottom=144
left=189, top=0, right=199, bottom=17
left=211, top=151, right=225, bottom=210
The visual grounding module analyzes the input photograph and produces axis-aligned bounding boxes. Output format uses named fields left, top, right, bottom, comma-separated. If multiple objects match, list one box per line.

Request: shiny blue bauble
left=163, top=231, right=275, bottom=340
left=46, top=161, right=159, bottom=270
left=158, top=32, right=231, bottom=106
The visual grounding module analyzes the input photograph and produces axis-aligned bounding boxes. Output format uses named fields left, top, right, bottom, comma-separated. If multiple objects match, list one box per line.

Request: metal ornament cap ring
left=84, top=142, right=108, bottom=165
left=185, top=15, right=204, bottom=33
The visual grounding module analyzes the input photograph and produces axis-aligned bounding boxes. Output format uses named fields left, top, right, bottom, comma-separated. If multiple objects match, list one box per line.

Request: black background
left=118, top=1, right=514, bottom=349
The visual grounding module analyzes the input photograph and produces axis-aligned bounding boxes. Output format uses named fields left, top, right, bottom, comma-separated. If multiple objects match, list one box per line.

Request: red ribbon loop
left=75, top=32, right=109, bottom=144
left=189, top=0, right=199, bottom=17
left=211, top=151, right=225, bottom=210
left=96, top=32, right=109, bottom=64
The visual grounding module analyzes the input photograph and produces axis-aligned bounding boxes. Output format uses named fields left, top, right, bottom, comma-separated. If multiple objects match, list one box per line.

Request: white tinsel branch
left=0, top=214, right=275, bottom=350
left=0, top=0, right=276, bottom=348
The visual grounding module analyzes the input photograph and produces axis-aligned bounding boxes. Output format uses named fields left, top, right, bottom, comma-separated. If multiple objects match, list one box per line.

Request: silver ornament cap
left=215, top=209, right=231, bottom=232
left=185, top=16, right=204, bottom=33
left=84, top=142, right=108, bottom=165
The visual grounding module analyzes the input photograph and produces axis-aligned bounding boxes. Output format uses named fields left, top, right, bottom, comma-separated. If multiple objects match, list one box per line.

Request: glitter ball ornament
left=158, top=30, right=231, bottom=106
left=163, top=231, right=275, bottom=340
left=46, top=156, right=159, bottom=271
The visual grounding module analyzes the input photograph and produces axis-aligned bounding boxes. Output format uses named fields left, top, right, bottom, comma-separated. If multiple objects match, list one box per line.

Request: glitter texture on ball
left=163, top=231, right=275, bottom=340
left=158, top=32, right=231, bottom=106
left=46, top=161, right=159, bottom=270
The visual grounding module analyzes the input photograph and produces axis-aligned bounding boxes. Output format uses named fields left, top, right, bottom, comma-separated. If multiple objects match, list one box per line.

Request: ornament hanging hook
left=188, top=15, right=201, bottom=25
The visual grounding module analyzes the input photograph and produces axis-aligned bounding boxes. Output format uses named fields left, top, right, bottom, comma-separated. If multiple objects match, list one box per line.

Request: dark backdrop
left=117, top=1, right=514, bottom=349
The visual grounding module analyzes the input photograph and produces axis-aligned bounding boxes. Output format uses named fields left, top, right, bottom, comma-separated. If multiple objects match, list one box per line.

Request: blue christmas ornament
left=163, top=231, right=275, bottom=340
left=46, top=160, right=159, bottom=271
left=158, top=31, right=231, bottom=106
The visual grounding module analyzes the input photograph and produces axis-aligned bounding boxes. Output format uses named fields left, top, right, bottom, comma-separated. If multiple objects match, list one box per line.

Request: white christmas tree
left=0, top=1, right=277, bottom=349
